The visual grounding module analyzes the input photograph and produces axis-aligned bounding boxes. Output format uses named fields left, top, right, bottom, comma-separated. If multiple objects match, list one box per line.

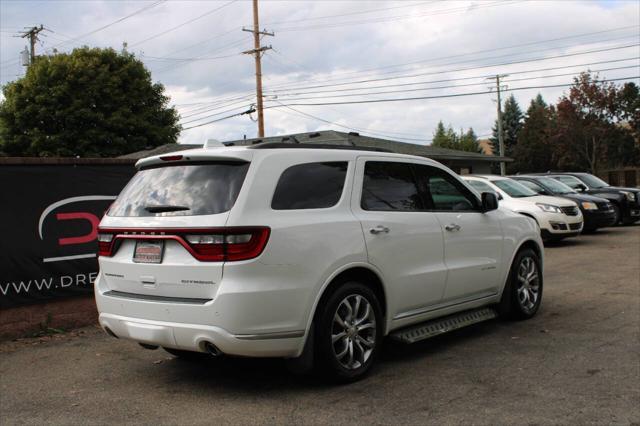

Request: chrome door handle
left=370, top=225, right=390, bottom=235
left=445, top=223, right=461, bottom=232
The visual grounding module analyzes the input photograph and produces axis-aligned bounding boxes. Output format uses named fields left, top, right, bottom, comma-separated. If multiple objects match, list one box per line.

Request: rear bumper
left=99, top=312, right=304, bottom=358
left=94, top=271, right=310, bottom=358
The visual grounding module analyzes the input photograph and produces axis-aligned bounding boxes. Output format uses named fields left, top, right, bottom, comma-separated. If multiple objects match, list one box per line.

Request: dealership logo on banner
left=38, top=195, right=117, bottom=263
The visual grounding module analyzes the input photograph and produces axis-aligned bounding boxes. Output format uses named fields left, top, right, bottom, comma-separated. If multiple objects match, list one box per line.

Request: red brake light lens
left=160, top=155, right=183, bottom=161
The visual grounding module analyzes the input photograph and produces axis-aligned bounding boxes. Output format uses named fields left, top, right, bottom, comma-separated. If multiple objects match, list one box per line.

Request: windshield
left=491, top=179, right=538, bottom=198
left=537, top=177, right=575, bottom=194
left=108, top=162, right=249, bottom=217
left=577, top=173, right=609, bottom=188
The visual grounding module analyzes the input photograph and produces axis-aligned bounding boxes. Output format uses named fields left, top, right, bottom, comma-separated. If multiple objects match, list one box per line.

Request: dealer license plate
left=133, top=241, right=164, bottom=264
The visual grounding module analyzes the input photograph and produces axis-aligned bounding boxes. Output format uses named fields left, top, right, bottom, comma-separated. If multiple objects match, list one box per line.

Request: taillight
left=97, top=233, right=115, bottom=256
left=96, top=227, right=270, bottom=262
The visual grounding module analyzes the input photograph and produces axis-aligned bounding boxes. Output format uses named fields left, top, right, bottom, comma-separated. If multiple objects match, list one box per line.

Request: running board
left=389, top=307, right=498, bottom=344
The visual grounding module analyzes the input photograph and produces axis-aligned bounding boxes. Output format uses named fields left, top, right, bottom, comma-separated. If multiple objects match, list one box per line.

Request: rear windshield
left=108, top=162, right=249, bottom=217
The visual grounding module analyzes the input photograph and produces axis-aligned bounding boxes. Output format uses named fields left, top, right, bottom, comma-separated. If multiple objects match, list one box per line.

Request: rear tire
left=498, top=248, right=543, bottom=320
left=315, top=281, right=383, bottom=382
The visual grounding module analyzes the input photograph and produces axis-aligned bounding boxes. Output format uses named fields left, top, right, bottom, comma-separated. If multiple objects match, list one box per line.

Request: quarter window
left=361, top=162, right=423, bottom=211
left=272, top=162, right=348, bottom=210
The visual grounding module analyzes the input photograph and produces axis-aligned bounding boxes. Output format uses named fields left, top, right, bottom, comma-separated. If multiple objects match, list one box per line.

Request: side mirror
left=576, top=183, right=587, bottom=192
left=482, top=192, right=499, bottom=212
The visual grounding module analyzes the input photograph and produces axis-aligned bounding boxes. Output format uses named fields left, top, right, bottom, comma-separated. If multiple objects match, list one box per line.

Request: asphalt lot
left=1, top=226, right=639, bottom=425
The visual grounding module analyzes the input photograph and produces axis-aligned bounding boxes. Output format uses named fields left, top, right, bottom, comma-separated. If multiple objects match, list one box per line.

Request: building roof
left=120, top=130, right=512, bottom=162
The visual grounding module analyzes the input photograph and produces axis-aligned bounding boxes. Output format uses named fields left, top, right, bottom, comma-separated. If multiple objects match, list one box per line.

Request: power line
left=181, top=106, right=256, bottom=131
left=266, top=59, right=639, bottom=98
left=263, top=25, right=639, bottom=91
left=264, top=76, right=639, bottom=108
left=266, top=43, right=640, bottom=93
left=275, top=0, right=520, bottom=32
left=269, top=64, right=640, bottom=102
left=264, top=1, right=440, bottom=26
left=129, top=0, right=239, bottom=48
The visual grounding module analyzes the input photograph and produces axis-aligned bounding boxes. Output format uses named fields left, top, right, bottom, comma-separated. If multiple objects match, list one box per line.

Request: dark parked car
left=538, top=172, right=640, bottom=225
left=511, top=175, right=617, bottom=232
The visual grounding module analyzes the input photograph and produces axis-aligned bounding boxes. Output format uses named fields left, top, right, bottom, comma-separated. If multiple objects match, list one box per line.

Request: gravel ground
left=1, top=225, right=639, bottom=425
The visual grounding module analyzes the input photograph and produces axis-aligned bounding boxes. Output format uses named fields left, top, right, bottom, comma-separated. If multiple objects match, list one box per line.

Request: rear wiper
left=144, top=205, right=190, bottom=213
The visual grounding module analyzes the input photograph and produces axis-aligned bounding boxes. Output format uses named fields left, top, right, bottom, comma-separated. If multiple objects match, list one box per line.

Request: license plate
left=133, top=240, right=164, bottom=264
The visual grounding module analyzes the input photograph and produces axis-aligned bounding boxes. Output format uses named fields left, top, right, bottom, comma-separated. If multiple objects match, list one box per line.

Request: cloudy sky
left=1, top=0, right=638, bottom=146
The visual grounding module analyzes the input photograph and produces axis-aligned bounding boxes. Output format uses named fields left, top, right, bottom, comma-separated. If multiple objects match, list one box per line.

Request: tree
left=490, top=94, right=523, bottom=157
left=431, top=120, right=458, bottom=149
left=0, top=47, right=180, bottom=157
left=513, top=94, right=556, bottom=173
left=552, top=72, right=638, bottom=174
left=458, top=127, right=480, bottom=153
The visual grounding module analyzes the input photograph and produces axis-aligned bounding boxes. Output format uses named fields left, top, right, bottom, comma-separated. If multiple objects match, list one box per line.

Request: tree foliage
left=0, top=47, right=180, bottom=157
left=431, top=120, right=479, bottom=152
left=490, top=94, right=523, bottom=157
left=513, top=94, right=556, bottom=173
left=551, top=73, right=639, bottom=174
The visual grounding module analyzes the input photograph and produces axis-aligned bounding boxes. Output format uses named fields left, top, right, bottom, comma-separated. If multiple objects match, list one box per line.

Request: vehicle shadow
left=154, top=320, right=505, bottom=391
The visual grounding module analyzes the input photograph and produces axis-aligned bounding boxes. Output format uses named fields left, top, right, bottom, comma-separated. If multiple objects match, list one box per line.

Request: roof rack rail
left=248, top=142, right=393, bottom=153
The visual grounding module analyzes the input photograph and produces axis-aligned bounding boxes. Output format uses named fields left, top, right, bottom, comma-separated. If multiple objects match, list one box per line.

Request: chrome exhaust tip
left=203, top=341, right=222, bottom=357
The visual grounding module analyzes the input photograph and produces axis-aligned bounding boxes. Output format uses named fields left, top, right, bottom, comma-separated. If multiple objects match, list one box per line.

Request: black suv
left=511, top=175, right=617, bottom=232
left=537, top=172, right=640, bottom=225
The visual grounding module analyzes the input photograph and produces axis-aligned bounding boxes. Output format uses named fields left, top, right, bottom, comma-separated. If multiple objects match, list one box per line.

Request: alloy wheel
left=517, top=256, right=540, bottom=312
left=331, top=294, right=377, bottom=370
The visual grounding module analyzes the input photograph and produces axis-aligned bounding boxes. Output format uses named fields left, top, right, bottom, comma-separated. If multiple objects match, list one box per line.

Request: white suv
left=463, top=175, right=583, bottom=241
left=96, top=144, right=544, bottom=381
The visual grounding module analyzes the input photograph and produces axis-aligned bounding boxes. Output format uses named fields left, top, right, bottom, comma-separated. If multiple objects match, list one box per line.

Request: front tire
left=315, top=281, right=383, bottom=382
left=498, top=248, right=543, bottom=320
left=611, top=203, right=621, bottom=225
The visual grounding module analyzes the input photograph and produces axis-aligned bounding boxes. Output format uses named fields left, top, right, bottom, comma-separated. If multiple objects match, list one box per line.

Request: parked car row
left=462, top=172, right=639, bottom=242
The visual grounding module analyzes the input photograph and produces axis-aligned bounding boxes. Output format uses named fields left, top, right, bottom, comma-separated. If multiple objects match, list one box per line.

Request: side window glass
left=414, top=165, right=478, bottom=211
left=361, top=162, right=423, bottom=211
left=556, top=176, right=579, bottom=189
left=272, top=162, right=348, bottom=210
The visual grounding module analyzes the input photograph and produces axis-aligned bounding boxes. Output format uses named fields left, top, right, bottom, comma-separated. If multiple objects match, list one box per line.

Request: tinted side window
left=362, top=162, right=423, bottom=211
left=272, top=162, right=348, bottom=210
left=414, top=165, right=478, bottom=211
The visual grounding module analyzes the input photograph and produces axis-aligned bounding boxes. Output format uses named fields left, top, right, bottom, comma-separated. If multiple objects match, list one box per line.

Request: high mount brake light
left=160, top=155, right=183, bottom=161
left=96, top=227, right=270, bottom=262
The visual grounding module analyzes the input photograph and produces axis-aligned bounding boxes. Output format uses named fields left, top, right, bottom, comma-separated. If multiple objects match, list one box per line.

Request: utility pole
left=20, top=25, right=45, bottom=64
left=488, top=74, right=509, bottom=176
left=242, top=0, right=273, bottom=138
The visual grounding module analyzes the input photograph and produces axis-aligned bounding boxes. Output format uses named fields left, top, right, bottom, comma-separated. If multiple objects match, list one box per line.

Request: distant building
left=121, top=130, right=512, bottom=174
left=478, top=139, right=494, bottom=156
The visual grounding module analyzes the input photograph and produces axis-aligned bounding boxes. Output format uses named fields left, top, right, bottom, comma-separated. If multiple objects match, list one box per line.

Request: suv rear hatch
left=97, top=155, right=265, bottom=301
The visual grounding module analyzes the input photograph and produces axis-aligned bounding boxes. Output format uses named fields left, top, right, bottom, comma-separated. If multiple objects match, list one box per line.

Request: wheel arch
left=298, top=263, right=388, bottom=356
left=499, top=238, right=544, bottom=299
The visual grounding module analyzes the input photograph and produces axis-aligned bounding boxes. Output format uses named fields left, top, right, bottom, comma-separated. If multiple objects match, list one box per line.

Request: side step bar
left=389, top=307, right=498, bottom=344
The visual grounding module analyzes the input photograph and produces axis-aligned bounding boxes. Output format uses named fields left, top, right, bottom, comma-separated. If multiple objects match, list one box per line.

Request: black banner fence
left=0, top=158, right=136, bottom=309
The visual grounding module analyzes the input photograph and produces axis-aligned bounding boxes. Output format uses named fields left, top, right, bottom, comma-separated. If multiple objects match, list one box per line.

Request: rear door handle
left=370, top=225, right=390, bottom=235
left=445, top=223, right=461, bottom=232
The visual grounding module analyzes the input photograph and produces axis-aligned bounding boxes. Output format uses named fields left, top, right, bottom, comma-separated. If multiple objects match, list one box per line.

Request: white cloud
left=1, top=0, right=638, bottom=147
